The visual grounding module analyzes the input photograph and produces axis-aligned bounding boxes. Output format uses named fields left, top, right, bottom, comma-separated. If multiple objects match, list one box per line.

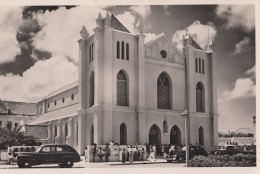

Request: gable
left=145, top=34, right=185, bottom=65
left=111, top=14, right=130, bottom=33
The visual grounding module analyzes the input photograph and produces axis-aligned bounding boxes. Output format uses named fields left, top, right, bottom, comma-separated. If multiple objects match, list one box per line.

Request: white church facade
left=27, top=12, right=219, bottom=155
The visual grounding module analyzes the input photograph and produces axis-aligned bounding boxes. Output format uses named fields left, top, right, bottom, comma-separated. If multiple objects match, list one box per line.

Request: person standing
left=145, top=143, right=150, bottom=159
left=85, top=147, right=88, bottom=162
left=92, top=143, right=97, bottom=162
left=122, top=148, right=126, bottom=163
left=129, top=145, right=134, bottom=164
left=151, top=144, right=156, bottom=162
left=105, top=143, right=110, bottom=162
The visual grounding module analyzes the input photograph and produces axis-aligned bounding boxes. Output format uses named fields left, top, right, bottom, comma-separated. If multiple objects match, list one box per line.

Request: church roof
left=44, top=81, right=78, bottom=99
left=27, top=103, right=79, bottom=125
left=111, top=14, right=130, bottom=33
left=188, top=34, right=203, bottom=50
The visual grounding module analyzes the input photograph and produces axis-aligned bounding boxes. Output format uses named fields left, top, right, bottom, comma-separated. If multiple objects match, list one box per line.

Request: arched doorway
left=199, top=126, right=204, bottom=146
left=170, top=125, right=181, bottom=145
left=149, top=124, right=161, bottom=145
left=120, top=123, right=127, bottom=145
left=90, top=124, right=94, bottom=145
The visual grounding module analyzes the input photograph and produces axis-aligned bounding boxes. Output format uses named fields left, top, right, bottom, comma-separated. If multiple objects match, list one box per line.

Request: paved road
left=0, top=159, right=185, bottom=169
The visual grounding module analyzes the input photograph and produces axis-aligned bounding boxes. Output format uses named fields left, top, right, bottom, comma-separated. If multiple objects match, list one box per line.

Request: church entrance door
left=170, top=125, right=181, bottom=145
left=149, top=124, right=161, bottom=145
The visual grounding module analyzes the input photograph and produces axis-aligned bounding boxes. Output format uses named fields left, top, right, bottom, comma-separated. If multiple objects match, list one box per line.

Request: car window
left=190, top=147, right=194, bottom=151
left=199, top=147, right=204, bottom=151
left=56, top=146, right=70, bottom=152
left=56, top=147, right=63, bottom=152
left=41, top=146, right=55, bottom=152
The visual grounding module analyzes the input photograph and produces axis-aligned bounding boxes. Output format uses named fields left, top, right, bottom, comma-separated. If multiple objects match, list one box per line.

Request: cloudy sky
left=0, top=5, right=256, bottom=132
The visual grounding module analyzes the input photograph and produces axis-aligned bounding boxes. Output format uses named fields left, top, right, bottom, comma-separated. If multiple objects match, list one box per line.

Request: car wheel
left=24, top=161, right=32, bottom=168
left=18, top=161, right=25, bottom=168
left=63, top=161, right=74, bottom=168
left=177, top=156, right=184, bottom=163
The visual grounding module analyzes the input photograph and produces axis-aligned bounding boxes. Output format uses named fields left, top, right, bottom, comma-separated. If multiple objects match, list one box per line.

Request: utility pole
left=182, top=109, right=190, bottom=167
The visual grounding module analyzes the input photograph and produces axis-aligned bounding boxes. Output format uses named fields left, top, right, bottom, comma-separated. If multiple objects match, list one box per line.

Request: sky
left=0, top=5, right=256, bottom=133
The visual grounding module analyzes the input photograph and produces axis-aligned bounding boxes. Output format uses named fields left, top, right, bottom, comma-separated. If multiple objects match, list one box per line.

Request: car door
left=39, top=146, right=56, bottom=164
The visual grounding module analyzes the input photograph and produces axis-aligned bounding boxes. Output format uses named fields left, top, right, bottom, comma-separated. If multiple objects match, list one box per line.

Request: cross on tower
left=185, top=27, right=189, bottom=35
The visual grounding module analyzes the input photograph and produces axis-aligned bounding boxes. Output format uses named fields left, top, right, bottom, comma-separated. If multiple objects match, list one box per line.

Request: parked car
left=166, top=145, right=208, bottom=163
left=214, top=145, right=240, bottom=155
left=16, top=144, right=80, bottom=168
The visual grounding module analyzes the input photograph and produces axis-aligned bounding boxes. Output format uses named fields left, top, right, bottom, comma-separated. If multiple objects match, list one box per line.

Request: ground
left=0, top=158, right=185, bottom=169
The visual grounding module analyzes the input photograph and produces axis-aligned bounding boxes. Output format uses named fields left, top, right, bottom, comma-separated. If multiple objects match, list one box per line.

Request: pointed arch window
left=157, top=72, right=171, bottom=109
left=163, top=120, right=168, bottom=133
left=121, top=41, right=125, bottom=60
left=202, top=59, right=205, bottom=74
left=195, top=58, right=198, bottom=73
left=199, top=58, right=201, bottom=73
left=120, top=123, right=127, bottom=145
left=199, top=127, right=204, bottom=145
left=126, top=43, right=129, bottom=60
left=91, top=44, right=94, bottom=62
left=54, top=125, right=58, bottom=138
left=117, top=70, right=128, bottom=106
left=196, top=82, right=205, bottom=112
left=89, top=45, right=92, bottom=62
left=90, top=71, right=94, bottom=107
left=65, top=123, right=68, bottom=137
left=117, top=41, right=120, bottom=59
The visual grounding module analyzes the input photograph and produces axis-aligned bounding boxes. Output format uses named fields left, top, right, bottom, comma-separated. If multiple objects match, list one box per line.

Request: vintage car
left=214, top=145, right=241, bottom=155
left=166, top=145, right=208, bottom=163
left=16, top=144, right=80, bottom=168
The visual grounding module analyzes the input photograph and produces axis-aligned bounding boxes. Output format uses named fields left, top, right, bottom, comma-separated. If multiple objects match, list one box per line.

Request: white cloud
left=130, top=5, right=151, bottom=19
left=0, top=54, right=78, bottom=102
left=172, top=21, right=217, bottom=51
left=116, top=11, right=136, bottom=34
left=233, top=37, right=250, bottom=55
left=32, top=6, right=106, bottom=64
left=0, top=7, right=22, bottom=63
left=221, top=66, right=255, bottom=101
left=144, top=33, right=158, bottom=43
left=216, top=5, right=255, bottom=32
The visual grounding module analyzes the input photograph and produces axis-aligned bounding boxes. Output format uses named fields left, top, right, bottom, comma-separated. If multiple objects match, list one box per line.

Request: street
left=0, top=159, right=185, bottom=169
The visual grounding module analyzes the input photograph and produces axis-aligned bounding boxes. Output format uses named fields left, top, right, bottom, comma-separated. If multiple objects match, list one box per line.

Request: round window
left=160, top=50, right=168, bottom=59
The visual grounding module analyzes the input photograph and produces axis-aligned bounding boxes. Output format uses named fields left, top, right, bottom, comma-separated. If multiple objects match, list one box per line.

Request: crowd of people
left=85, top=140, right=187, bottom=164
left=86, top=140, right=147, bottom=164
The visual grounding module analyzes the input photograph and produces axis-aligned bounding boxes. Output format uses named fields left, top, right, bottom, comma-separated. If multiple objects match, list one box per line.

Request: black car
left=166, top=145, right=208, bottom=163
left=16, top=144, right=80, bottom=168
left=215, top=145, right=240, bottom=155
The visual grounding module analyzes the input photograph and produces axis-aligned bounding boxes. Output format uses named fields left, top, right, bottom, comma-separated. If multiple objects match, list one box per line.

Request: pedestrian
left=97, top=147, right=105, bottom=161
left=129, top=145, right=134, bottom=164
left=145, top=143, right=150, bottom=159
left=151, top=144, right=156, bottom=162
left=105, top=143, right=110, bottom=162
left=92, top=143, right=97, bottom=162
left=122, top=148, right=126, bottom=163
left=85, top=147, right=88, bottom=162
left=110, top=140, right=114, bottom=146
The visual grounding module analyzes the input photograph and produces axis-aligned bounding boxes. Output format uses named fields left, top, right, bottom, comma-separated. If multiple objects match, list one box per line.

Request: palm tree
left=0, top=125, right=39, bottom=149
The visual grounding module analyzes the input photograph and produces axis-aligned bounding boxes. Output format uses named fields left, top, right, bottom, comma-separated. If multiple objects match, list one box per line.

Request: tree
left=0, top=98, right=7, bottom=113
left=0, top=125, right=40, bottom=149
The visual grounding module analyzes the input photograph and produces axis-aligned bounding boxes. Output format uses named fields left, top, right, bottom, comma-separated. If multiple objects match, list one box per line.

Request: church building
left=27, top=12, right=219, bottom=155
